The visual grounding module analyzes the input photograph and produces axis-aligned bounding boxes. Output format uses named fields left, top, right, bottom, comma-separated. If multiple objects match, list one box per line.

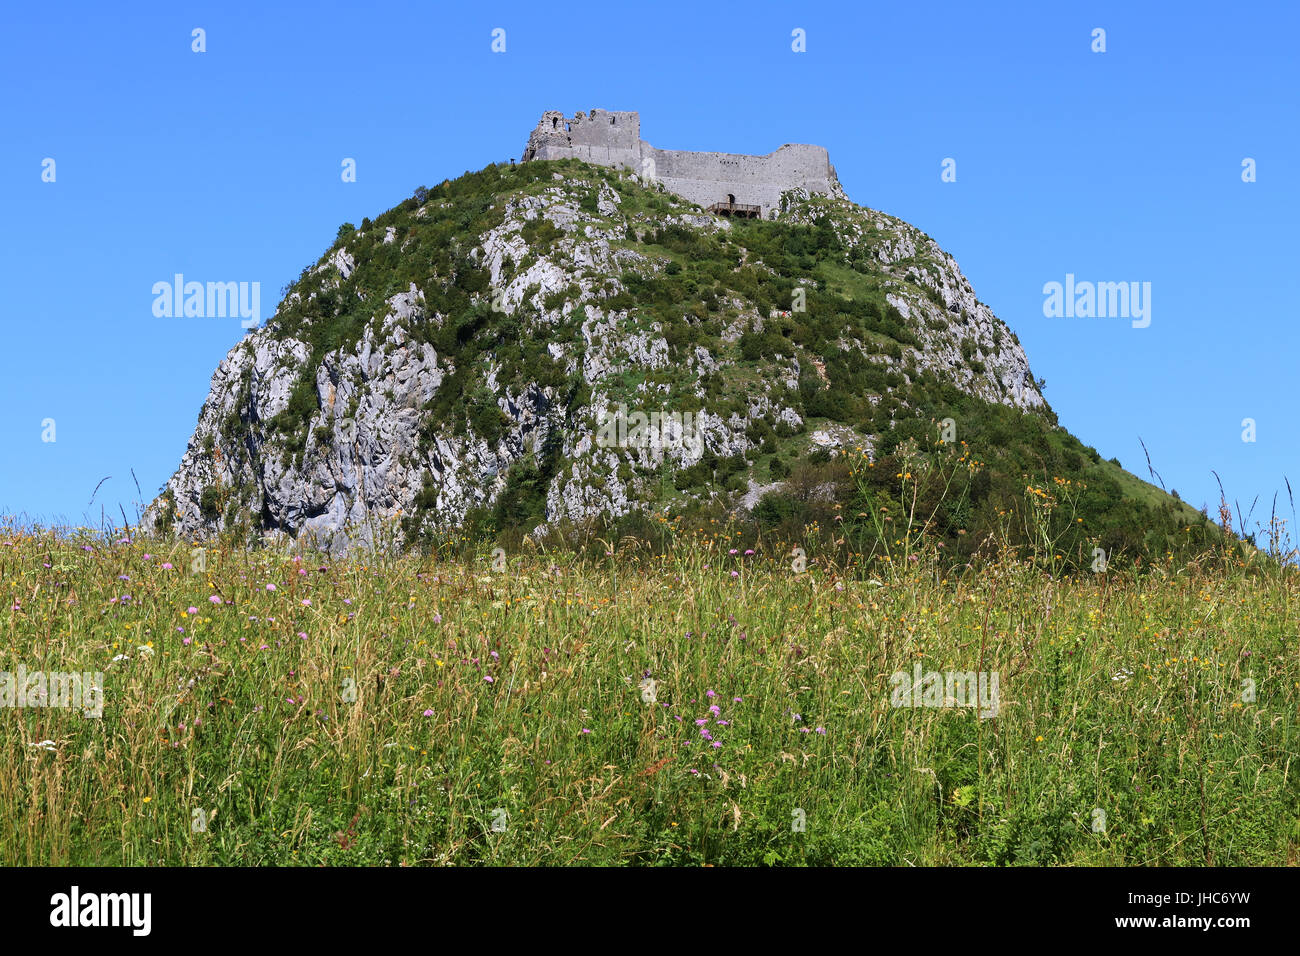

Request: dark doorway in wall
left=727, top=194, right=735, bottom=204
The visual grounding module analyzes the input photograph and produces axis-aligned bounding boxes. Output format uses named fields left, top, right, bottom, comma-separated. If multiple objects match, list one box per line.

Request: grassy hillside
left=165, top=159, right=1220, bottom=569
left=2, top=513, right=1295, bottom=866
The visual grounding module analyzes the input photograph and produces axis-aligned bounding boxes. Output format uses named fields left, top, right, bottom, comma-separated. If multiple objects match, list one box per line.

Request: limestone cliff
left=141, top=157, right=1050, bottom=553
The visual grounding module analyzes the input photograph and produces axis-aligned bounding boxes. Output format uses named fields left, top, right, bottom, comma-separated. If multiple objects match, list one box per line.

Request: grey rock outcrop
left=141, top=154, right=1047, bottom=554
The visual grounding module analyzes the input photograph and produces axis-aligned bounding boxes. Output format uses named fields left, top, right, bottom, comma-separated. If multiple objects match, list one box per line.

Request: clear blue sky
left=2, top=0, right=1296, bottom=542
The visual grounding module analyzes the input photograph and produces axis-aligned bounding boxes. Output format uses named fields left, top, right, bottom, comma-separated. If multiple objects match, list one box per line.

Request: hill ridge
left=140, top=157, right=1209, bottom=563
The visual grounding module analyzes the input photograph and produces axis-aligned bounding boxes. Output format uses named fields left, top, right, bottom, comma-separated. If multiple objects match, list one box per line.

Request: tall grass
left=0, top=500, right=1296, bottom=865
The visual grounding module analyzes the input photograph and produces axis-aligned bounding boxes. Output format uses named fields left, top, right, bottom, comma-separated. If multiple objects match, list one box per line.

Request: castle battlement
left=522, top=109, right=839, bottom=219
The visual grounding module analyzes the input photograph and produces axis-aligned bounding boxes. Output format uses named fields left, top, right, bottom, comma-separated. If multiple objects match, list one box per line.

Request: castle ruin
left=522, top=109, right=840, bottom=219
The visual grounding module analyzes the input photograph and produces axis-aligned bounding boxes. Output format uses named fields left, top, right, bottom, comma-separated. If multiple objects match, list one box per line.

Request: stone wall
left=522, top=109, right=643, bottom=170
left=647, top=143, right=835, bottom=218
left=522, top=110, right=838, bottom=218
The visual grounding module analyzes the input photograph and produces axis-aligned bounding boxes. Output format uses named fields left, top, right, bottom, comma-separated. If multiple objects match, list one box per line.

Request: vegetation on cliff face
left=147, top=158, right=1219, bottom=570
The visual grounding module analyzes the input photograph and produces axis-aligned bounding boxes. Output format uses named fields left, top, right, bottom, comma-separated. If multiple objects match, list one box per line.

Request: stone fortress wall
left=522, top=109, right=838, bottom=218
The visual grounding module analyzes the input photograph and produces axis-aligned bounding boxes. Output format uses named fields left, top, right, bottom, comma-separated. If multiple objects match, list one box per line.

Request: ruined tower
left=522, top=109, right=840, bottom=219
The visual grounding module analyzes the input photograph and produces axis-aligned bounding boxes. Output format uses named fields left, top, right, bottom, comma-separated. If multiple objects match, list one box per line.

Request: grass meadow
left=2, top=481, right=1298, bottom=866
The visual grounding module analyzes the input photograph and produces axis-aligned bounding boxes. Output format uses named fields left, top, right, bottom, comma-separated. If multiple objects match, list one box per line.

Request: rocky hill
left=140, top=158, right=1207, bottom=561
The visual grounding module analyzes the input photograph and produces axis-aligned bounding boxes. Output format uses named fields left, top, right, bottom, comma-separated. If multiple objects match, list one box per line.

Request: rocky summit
left=140, top=122, right=1190, bottom=557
